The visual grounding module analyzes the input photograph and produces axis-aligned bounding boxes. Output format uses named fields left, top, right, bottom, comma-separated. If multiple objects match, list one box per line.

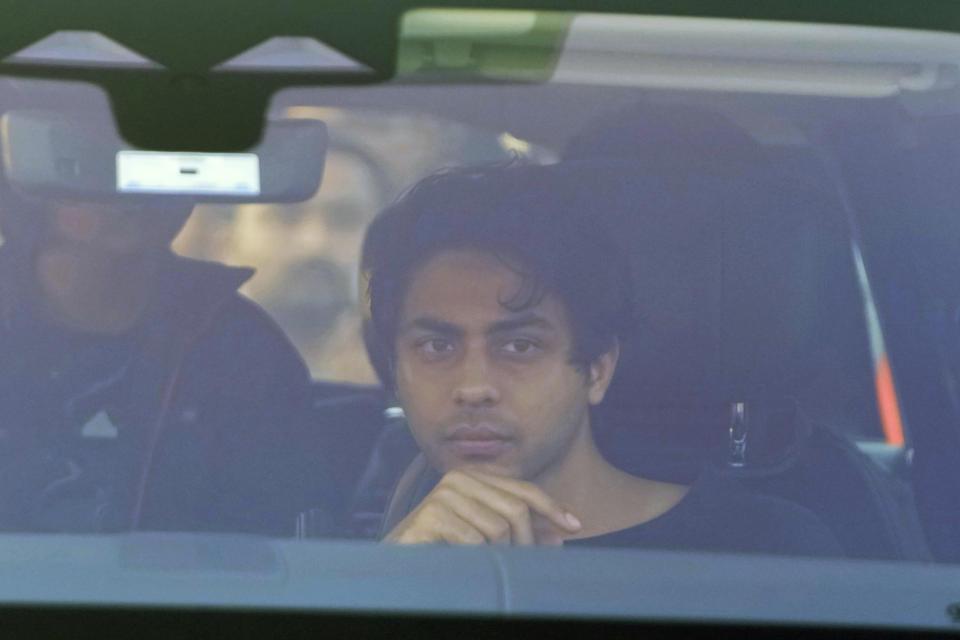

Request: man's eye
left=419, top=338, right=455, bottom=355
left=502, top=339, right=538, bottom=355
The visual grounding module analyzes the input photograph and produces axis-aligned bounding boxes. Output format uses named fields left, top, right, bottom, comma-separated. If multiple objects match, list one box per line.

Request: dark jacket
left=0, top=244, right=316, bottom=536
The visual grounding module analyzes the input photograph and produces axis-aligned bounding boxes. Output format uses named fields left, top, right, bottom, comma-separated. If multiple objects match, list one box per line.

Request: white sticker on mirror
left=117, top=150, right=260, bottom=196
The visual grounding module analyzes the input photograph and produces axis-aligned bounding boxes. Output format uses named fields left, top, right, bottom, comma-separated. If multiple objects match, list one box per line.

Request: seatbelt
left=378, top=454, right=434, bottom=540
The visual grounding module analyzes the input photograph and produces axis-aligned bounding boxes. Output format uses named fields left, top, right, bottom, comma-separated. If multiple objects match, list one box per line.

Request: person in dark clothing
left=0, top=185, right=318, bottom=536
left=361, top=163, right=842, bottom=554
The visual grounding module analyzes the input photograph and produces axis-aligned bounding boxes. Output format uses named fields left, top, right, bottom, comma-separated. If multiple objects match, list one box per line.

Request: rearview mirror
left=0, top=110, right=327, bottom=203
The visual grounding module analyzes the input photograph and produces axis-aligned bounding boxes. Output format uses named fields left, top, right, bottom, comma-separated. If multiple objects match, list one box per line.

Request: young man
left=360, top=164, right=842, bottom=553
left=0, top=185, right=321, bottom=535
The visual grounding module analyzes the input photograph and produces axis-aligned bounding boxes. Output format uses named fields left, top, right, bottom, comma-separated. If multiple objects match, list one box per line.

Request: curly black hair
left=361, top=161, right=638, bottom=389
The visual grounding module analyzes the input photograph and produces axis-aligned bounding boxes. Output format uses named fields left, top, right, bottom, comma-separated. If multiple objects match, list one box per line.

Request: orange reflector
left=875, top=355, right=905, bottom=446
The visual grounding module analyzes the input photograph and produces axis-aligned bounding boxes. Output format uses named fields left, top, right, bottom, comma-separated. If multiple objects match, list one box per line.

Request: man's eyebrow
left=487, top=313, right=556, bottom=334
left=400, top=317, right=463, bottom=335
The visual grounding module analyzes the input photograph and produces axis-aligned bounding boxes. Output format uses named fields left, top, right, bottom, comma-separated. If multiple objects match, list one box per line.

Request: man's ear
left=587, top=340, right=620, bottom=405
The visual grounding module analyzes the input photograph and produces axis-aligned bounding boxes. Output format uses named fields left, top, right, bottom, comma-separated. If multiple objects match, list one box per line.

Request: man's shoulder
left=155, top=254, right=309, bottom=382
left=158, top=254, right=278, bottom=338
left=671, top=471, right=845, bottom=555
left=577, top=471, right=843, bottom=556
left=160, top=254, right=254, bottom=303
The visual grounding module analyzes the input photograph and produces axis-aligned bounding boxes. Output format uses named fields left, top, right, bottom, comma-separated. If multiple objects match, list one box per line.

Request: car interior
left=2, top=6, right=960, bottom=635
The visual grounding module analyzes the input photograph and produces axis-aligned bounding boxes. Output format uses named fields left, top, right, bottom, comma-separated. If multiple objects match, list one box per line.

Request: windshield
left=1, top=8, right=960, bottom=632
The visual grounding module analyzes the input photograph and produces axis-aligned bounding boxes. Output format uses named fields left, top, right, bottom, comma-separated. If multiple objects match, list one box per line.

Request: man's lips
left=444, top=424, right=513, bottom=458
left=446, top=424, right=509, bottom=440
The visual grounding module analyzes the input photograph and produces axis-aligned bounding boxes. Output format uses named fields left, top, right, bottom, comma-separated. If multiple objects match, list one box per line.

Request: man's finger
left=388, top=501, right=485, bottom=545
left=458, top=470, right=582, bottom=533
left=531, top=513, right=567, bottom=547
left=436, top=513, right=488, bottom=545
left=422, top=502, right=487, bottom=545
left=432, top=486, right=527, bottom=545
left=437, top=472, right=538, bottom=544
left=438, top=472, right=548, bottom=544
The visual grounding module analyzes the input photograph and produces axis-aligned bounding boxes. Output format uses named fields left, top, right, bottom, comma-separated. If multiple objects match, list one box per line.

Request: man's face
left=394, top=248, right=615, bottom=481
left=43, top=200, right=191, bottom=255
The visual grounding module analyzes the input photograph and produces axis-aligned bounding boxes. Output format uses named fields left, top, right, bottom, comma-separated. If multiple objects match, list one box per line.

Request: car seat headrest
left=588, top=155, right=864, bottom=442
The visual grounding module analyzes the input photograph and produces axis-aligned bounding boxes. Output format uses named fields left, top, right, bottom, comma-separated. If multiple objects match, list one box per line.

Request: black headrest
left=565, top=103, right=874, bottom=437
left=584, top=156, right=851, bottom=406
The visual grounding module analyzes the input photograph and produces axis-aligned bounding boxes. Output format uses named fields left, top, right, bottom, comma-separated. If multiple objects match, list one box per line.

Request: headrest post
left=729, top=401, right=749, bottom=468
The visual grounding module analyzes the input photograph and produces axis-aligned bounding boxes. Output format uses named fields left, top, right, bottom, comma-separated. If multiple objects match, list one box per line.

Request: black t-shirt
left=566, top=472, right=843, bottom=557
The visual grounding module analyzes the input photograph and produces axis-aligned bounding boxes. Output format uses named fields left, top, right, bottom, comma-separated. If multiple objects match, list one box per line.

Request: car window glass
left=174, top=108, right=556, bottom=381
left=1, top=11, right=958, bottom=586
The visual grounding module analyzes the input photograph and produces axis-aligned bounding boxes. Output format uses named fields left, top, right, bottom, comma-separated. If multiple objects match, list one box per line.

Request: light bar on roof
left=399, top=9, right=960, bottom=98
left=553, top=14, right=960, bottom=97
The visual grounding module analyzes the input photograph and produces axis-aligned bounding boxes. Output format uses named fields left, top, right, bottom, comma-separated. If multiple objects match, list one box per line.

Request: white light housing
left=215, top=37, right=372, bottom=73
left=4, top=30, right=162, bottom=69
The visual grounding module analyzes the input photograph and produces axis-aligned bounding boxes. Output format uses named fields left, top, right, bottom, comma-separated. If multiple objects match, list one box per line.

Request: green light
left=397, top=8, right=572, bottom=82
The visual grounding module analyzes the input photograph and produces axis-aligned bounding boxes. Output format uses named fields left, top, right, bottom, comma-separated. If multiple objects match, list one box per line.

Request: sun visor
left=0, top=110, right=327, bottom=203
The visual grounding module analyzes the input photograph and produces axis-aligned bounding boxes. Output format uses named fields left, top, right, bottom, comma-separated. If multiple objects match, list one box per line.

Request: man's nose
left=453, top=349, right=500, bottom=407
